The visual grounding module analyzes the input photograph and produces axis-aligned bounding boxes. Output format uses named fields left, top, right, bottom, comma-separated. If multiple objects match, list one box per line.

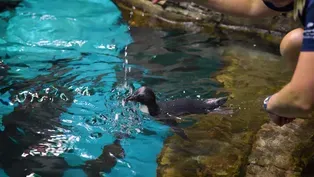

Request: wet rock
left=0, top=0, right=21, bottom=12
left=246, top=119, right=314, bottom=177
left=114, top=0, right=301, bottom=46
left=156, top=45, right=292, bottom=177
left=157, top=115, right=254, bottom=177
left=216, top=47, right=314, bottom=176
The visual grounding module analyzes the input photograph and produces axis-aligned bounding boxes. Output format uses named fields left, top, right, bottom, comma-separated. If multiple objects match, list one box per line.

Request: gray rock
left=113, top=0, right=301, bottom=45
left=247, top=119, right=314, bottom=177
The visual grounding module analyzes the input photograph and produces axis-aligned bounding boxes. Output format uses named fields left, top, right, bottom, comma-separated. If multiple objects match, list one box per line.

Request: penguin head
left=125, top=86, right=157, bottom=105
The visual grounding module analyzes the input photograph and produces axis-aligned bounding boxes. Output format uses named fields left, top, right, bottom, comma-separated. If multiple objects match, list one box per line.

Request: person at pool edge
left=151, top=0, right=314, bottom=126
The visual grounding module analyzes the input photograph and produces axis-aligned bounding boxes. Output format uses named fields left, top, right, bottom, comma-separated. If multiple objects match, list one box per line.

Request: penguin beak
left=125, top=95, right=136, bottom=103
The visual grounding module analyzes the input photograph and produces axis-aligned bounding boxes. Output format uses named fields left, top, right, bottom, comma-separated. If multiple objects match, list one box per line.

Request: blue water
left=0, top=0, right=225, bottom=177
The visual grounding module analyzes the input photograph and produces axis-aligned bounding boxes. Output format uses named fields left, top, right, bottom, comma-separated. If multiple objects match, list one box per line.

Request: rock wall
left=154, top=46, right=314, bottom=177
left=113, top=0, right=302, bottom=46
left=247, top=119, right=314, bottom=177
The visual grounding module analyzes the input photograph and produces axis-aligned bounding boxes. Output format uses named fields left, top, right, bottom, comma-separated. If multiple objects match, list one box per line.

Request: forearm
left=267, top=83, right=314, bottom=118
left=188, top=0, right=279, bottom=17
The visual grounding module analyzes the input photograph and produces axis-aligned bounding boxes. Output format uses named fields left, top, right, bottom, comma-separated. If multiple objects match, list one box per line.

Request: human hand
left=152, top=0, right=161, bottom=3
left=268, top=112, right=295, bottom=126
left=263, top=95, right=296, bottom=126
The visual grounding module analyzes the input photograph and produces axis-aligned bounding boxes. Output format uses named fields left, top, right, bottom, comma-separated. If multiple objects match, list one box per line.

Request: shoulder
left=301, top=0, right=314, bottom=51
left=262, top=0, right=294, bottom=12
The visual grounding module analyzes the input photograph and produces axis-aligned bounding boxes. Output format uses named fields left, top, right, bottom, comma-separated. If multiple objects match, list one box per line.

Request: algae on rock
left=157, top=45, right=292, bottom=177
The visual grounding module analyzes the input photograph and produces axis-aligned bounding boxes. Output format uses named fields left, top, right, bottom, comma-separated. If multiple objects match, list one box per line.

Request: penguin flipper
left=205, top=96, right=228, bottom=109
left=170, top=126, right=191, bottom=141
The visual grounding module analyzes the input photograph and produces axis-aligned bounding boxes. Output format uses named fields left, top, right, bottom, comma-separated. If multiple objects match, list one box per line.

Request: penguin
left=125, top=86, right=228, bottom=140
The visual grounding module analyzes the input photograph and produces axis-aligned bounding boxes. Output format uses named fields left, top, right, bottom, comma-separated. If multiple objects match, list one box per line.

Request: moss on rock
left=156, top=45, right=292, bottom=177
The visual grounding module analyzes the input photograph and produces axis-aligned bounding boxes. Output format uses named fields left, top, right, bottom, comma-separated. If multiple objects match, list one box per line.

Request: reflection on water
left=0, top=0, right=279, bottom=177
left=120, top=28, right=227, bottom=101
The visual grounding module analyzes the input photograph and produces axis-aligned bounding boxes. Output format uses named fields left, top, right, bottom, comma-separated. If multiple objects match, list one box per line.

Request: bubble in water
left=106, top=44, right=116, bottom=50
left=115, top=114, right=119, bottom=121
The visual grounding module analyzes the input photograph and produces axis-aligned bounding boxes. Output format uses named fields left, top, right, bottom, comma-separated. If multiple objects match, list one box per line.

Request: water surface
left=0, top=1, right=227, bottom=176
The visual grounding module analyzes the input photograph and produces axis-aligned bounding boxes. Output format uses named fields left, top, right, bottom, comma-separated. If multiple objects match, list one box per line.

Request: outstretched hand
left=263, top=95, right=296, bottom=126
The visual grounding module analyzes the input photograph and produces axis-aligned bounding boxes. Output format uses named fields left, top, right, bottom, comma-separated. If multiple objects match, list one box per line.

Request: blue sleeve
left=262, top=1, right=294, bottom=12
left=301, top=3, right=314, bottom=51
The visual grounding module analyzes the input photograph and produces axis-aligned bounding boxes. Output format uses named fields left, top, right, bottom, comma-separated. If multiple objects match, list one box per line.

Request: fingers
left=279, top=117, right=295, bottom=126
left=269, top=114, right=282, bottom=126
left=268, top=113, right=295, bottom=126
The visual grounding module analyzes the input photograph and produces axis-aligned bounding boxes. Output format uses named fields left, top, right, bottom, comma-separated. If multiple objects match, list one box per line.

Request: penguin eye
left=137, top=94, right=147, bottom=102
left=137, top=94, right=144, bottom=100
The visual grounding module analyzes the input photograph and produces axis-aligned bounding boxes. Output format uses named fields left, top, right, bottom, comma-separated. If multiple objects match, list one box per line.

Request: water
left=0, top=1, right=226, bottom=177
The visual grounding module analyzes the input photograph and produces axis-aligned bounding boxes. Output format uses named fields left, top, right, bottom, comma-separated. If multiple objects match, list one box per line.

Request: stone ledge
left=113, top=0, right=302, bottom=45
left=247, top=119, right=314, bottom=177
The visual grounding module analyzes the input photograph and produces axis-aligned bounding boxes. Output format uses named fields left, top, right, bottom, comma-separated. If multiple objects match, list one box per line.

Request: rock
left=247, top=119, right=314, bottom=177
left=113, top=0, right=301, bottom=46
left=0, top=0, right=22, bottom=12
left=157, top=114, right=254, bottom=177
left=156, top=45, right=292, bottom=177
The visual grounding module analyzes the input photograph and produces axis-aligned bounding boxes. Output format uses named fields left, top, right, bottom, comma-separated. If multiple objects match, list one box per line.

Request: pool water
left=0, top=0, right=226, bottom=177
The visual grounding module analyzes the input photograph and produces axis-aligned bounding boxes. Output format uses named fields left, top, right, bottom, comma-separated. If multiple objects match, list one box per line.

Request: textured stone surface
left=155, top=46, right=314, bottom=177
left=114, top=0, right=301, bottom=45
left=247, top=119, right=314, bottom=177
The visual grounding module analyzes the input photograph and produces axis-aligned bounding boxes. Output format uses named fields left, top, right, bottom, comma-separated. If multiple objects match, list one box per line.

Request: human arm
left=265, top=3, right=314, bottom=120
left=266, top=52, right=314, bottom=118
left=153, top=0, right=283, bottom=18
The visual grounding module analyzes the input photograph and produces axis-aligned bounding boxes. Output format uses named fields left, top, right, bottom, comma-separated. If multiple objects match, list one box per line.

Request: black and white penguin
left=125, top=86, right=228, bottom=140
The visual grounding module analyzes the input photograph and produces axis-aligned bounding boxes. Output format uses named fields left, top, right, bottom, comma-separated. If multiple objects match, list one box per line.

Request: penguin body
left=125, top=86, right=228, bottom=140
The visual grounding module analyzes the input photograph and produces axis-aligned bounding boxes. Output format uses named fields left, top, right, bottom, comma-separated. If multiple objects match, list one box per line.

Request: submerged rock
left=155, top=45, right=314, bottom=176
left=156, top=45, right=292, bottom=177
left=157, top=114, right=254, bottom=177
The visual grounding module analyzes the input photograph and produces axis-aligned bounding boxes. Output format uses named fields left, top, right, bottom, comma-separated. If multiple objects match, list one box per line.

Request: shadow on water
left=118, top=27, right=229, bottom=100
